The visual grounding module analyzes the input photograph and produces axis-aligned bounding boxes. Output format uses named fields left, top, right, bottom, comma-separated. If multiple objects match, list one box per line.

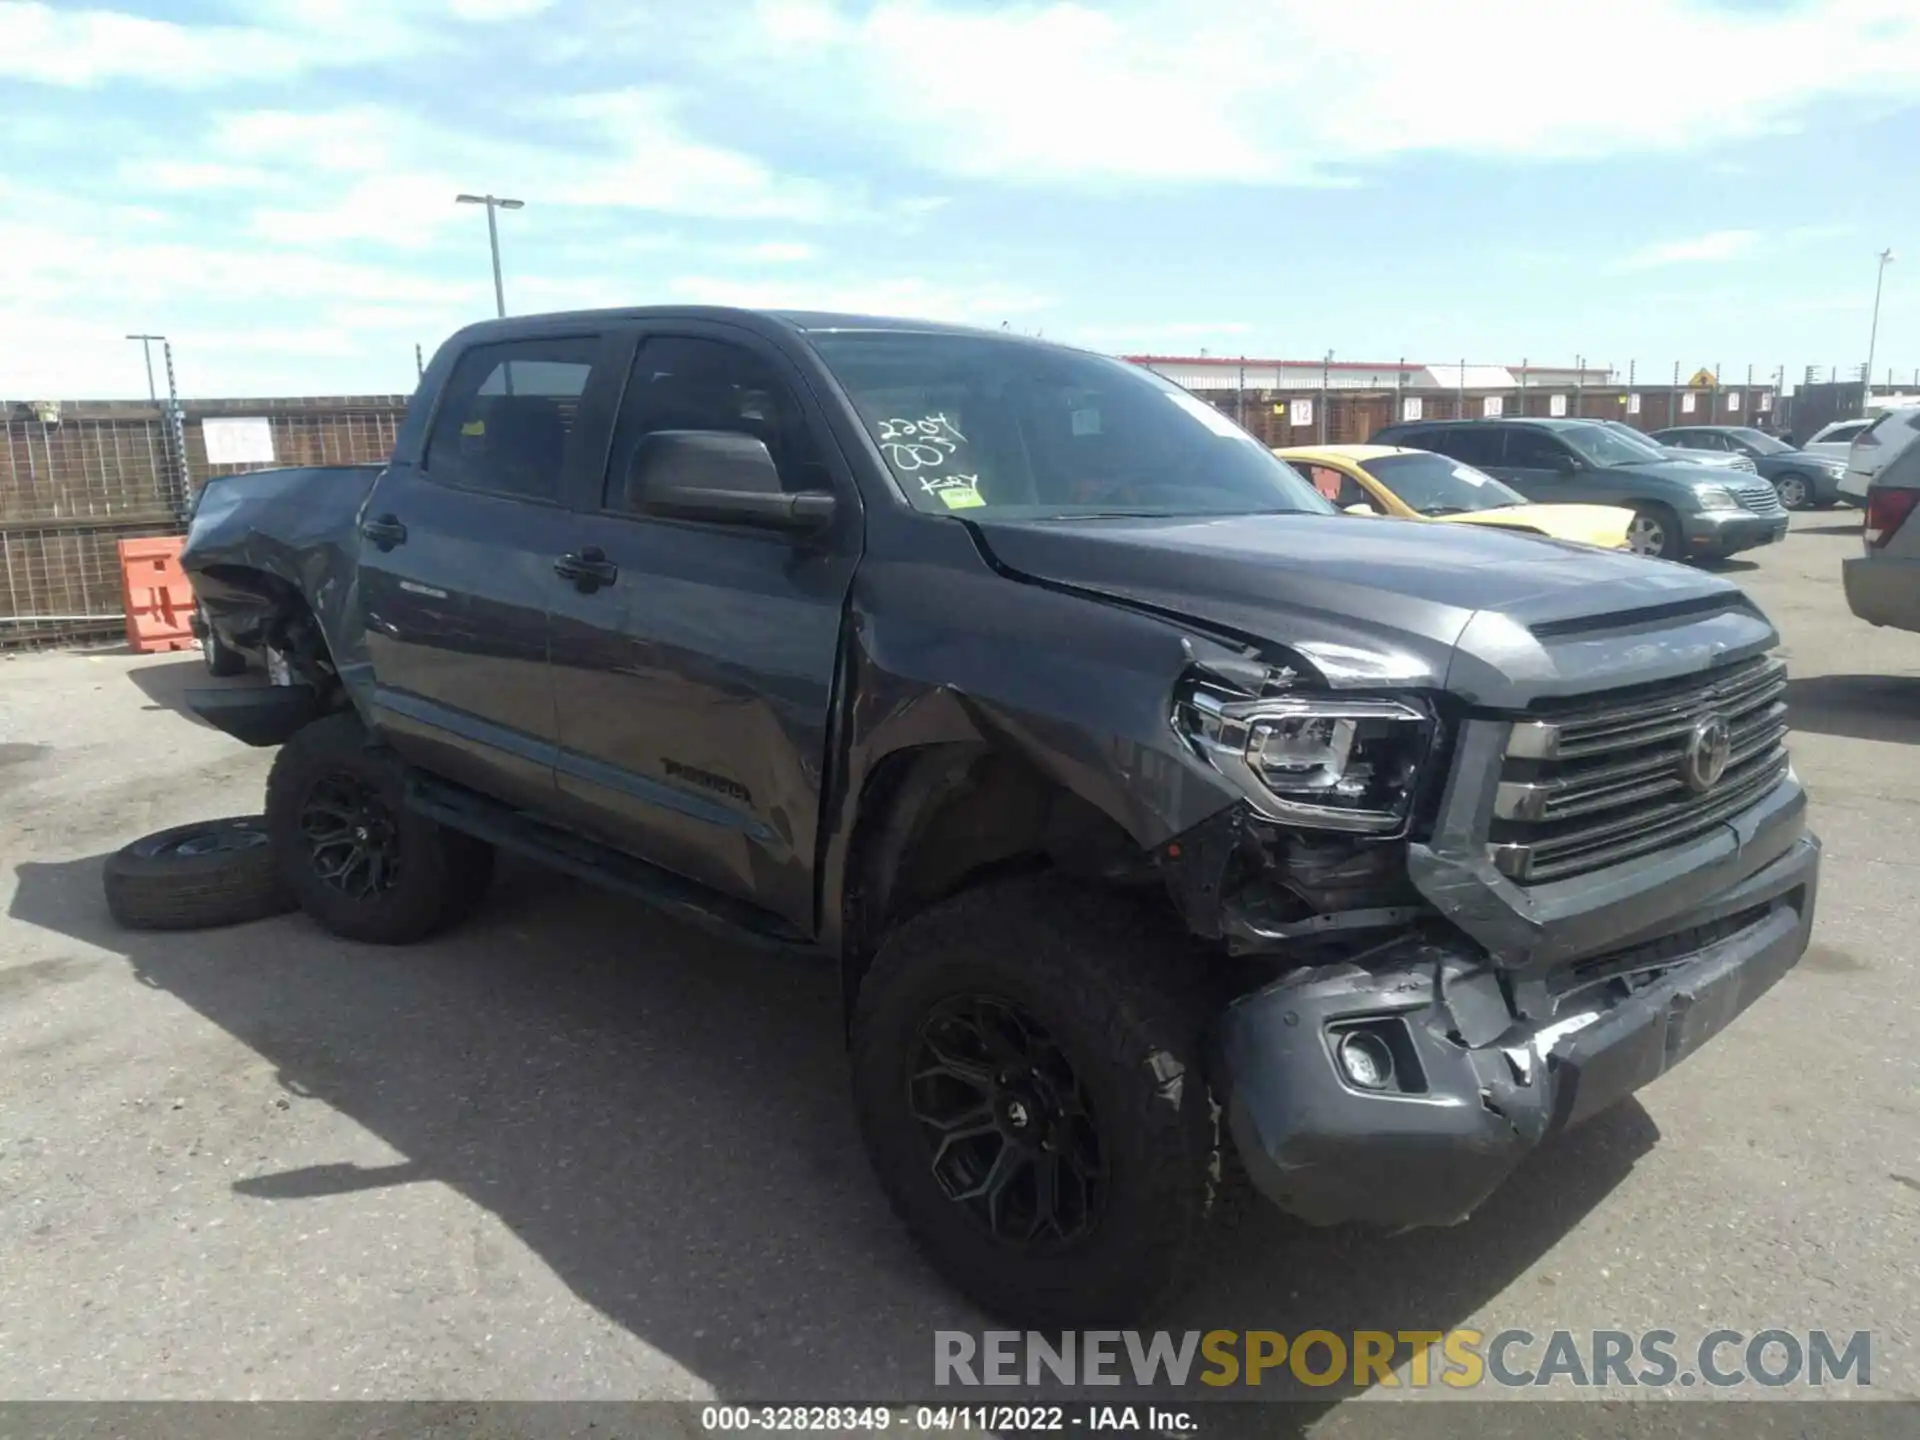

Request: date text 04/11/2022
left=698, top=1404, right=1198, bottom=1433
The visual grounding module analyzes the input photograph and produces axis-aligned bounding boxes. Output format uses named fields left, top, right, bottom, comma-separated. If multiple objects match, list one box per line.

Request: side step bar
left=406, top=771, right=814, bottom=954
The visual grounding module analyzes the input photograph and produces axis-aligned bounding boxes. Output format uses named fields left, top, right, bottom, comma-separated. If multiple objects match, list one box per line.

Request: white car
left=1839, top=405, right=1920, bottom=505
left=1803, top=417, right=1874, bottom=463
left=1843, top=428, right=1920, bottom=634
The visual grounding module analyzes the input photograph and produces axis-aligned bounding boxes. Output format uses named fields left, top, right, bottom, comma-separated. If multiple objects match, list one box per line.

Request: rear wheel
left=1773, top=471, right=1811, bottom=511
left=1625, top=504, right=1683, bottom=559
left=199, top=606, right=248, bottom=677
left=265, top=714, right=494, bottom=944
left=850, top=875, right=1224, bottom=1326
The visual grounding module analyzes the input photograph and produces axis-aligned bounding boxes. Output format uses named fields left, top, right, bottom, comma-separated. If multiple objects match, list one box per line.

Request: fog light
left=1337, top=1031, right=1395, bottom=1091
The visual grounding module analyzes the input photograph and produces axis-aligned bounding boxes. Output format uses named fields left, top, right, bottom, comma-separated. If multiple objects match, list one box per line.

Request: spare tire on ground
left=103, top=816, right=295, bottom=931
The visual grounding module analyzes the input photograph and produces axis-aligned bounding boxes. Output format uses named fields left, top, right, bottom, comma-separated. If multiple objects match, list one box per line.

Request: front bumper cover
left=1213, top=830, right=1818, bottom=1229
left=1684, top=510, right=1788, bottom=556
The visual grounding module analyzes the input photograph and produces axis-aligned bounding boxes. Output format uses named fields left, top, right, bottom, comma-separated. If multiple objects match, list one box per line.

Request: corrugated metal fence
left=1, top=396, right=407, bottom=649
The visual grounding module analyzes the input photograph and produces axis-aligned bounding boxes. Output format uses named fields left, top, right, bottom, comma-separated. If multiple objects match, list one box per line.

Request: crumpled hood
left=970, top=512, right=1777, bottom=707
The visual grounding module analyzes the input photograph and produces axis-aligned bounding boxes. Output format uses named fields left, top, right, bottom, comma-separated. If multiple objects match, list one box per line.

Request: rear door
left=357, top=332, right=616, bottom=811
left=545, top=322, right=862, bottom=932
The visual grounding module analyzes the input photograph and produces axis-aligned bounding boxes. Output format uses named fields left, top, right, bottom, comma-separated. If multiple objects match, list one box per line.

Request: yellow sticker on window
left=937, top=481, right=985, bottom=509
left=460, top=419, right=486, bottom=436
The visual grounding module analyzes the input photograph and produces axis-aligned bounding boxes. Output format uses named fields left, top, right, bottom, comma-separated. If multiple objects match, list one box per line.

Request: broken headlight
left=1178, top=687, right=1436, bottom=834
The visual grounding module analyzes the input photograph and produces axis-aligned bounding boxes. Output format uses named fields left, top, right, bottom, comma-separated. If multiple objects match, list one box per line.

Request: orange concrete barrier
left=116, top=536, right=197, bottom=654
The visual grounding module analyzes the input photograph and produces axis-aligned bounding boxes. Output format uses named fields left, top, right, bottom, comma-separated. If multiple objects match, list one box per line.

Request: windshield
left=1728, top=427, right=1793, bottom=455
left=806, top=331, right=1333, bottom=519
left=1358, top=452, right=1527, bottom=514
left=1599, top=421, right=1669, bottom=456
left=1561, top=423, right=1666, bottom=468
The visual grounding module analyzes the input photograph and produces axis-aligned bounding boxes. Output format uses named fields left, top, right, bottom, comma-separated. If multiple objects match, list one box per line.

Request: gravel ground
left=1, top=509, right=1916, bottom=1426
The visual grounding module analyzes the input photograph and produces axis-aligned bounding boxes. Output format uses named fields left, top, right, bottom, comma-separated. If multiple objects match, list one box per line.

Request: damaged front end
left=1160, top=650, right=1818, bottom=1231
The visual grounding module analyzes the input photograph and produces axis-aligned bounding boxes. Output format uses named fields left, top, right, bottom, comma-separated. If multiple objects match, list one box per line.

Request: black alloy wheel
left=298, top=773, right=403, bottom=900
left=910, top=994, right=1105, bottom=1246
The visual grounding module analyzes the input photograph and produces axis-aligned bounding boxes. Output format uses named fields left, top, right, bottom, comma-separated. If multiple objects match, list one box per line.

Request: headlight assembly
left=1177, top=685, right=1436, bottom=833
left=1694, top=486, right=1742, bottom=512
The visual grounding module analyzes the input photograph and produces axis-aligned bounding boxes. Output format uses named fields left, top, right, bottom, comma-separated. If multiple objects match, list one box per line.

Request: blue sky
left=3, top=0, right=1917, bottom=399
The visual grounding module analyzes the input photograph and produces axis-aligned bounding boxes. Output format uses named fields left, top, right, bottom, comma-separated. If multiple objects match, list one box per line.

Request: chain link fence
left=1, top=397, right=406, bottom=650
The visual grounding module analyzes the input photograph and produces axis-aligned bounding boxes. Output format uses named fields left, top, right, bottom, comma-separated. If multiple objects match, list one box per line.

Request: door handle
left=362, top=514, right=408, bottom=551
left=554, top=547, right=619, bottom=592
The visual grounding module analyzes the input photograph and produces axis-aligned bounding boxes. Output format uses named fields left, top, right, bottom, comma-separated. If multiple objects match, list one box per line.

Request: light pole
left=455, top=193, right=525, bottom=318
left=1864, top=247, right=1895, bottom=415
left=126, top=333, right=165, bottom=405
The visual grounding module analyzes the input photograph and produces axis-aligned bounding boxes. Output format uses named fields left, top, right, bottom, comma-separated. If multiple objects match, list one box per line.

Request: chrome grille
left=1489, top=656, right=1790, bottom=884
left=1734, top=481, right=1783, bottom=515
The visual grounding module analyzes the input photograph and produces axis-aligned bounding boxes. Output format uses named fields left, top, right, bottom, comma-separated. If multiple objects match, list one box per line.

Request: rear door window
left=424, top=337, right=601, bottom=502
left=1432, top=426, right=1505, bottom=467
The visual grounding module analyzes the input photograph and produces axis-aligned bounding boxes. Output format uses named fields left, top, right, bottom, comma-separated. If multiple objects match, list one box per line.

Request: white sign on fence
left=1482, top=395, right=1503, bottom=417
left=1401, top=396, right=1423, bottom=421
left=1548, top=394, right=1567, bottom=417
left=1727, top=391, right=1741, bottom=411
left=1760, top=392, right=1773, bottom=413
left=1627, top=393, right=1642, bottom=415
left=1289, top=398, right=1314, bottom=427
left=1681, top=393, right=1696, bottom=413
left=201, top=417, right=276, bottom=466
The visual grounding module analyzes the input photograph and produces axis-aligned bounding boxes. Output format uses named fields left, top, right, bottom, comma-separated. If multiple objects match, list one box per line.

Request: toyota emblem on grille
left=1680, top=714, right=1733, bottom=793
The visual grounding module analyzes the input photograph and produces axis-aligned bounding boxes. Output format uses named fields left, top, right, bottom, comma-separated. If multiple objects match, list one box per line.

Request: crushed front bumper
left=1212, top=830, right=1818, bottom=1229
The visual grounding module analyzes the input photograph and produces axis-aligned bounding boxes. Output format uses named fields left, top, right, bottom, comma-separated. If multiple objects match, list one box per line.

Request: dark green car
left=1370, top=417, right=1790, bottom=561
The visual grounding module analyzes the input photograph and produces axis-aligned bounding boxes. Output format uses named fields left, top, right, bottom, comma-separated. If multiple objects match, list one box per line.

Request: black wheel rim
left=134, top=822, right=269, bottom=860
left=299, top=774, right=401, bottom=900
left=909, top=995, right=1105, bottom=1247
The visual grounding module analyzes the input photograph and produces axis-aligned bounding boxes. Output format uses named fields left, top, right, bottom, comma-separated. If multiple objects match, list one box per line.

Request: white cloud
left=448, top=0, right=555, bottom=18
left=659, top=273, right=1052, bottom=325
left=674, top=0, right=1920, bottom=186
left=0, top=1, right=435, bottom=87
left=1616, top=230, right=1763, bottom=271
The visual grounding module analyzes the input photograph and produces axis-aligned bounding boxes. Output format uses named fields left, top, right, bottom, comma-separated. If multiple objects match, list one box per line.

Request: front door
left=546, top=325, right=862, bottom=933
left=357, top=332, right=615, bottom=811
left=1492, top=426, right=1595, bottom=502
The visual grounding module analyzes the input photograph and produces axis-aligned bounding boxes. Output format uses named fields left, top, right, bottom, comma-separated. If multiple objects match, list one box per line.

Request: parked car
left=175, top=309, right=1820, bottom=1325
left=1370, top=416, right=1789, bottom=560
left=1596, top=419, right=1756, bottom=473
left=1648, top=425, right=1848, bottom=510
left=1802, top=418, right=1874, bottom=463
left=1843, top=430, right=1920, bottom=632
left=1838, top=404, right=1920, bottom=506
left=1275, top=443, right=1632, bottom=548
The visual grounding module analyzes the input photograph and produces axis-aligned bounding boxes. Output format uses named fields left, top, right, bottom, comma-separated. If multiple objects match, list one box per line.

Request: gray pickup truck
left=179, top=308, right=1820, bottom=1324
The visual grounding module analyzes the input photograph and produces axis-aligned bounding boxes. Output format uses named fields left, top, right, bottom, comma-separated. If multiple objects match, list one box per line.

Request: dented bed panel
left=181, top=463, right=384, bottom=692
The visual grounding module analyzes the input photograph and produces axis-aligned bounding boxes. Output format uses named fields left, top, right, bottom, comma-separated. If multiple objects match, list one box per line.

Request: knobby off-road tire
left=103, top=816, right=294, bottom=930
left=265, top=714, right=494, bottom=945
left=851, top=873, right=1227, bottom=1327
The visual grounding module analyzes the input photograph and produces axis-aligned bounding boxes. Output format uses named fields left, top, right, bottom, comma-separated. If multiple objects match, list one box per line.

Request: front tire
left=850, top=875, right=1223, bottom=1326
left=1625, top=504, right=1683, bottom=560
left=264, top=714, right=494, bottom=944
left=1773, top=472, right=1812, bottom=511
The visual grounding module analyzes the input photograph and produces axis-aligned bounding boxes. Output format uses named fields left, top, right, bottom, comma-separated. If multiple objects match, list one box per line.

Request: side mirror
left=628, top=430, right=836, bottom=534
left=1550, top=453, right=1580, bottom=474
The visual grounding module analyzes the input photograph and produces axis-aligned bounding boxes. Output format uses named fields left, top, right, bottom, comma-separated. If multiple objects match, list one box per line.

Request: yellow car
left=1276, top=444, right=1633, bottom=550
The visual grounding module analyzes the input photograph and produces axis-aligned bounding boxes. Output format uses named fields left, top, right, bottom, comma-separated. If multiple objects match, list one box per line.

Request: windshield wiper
left=1419, top=505, right=1472, bottom=516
